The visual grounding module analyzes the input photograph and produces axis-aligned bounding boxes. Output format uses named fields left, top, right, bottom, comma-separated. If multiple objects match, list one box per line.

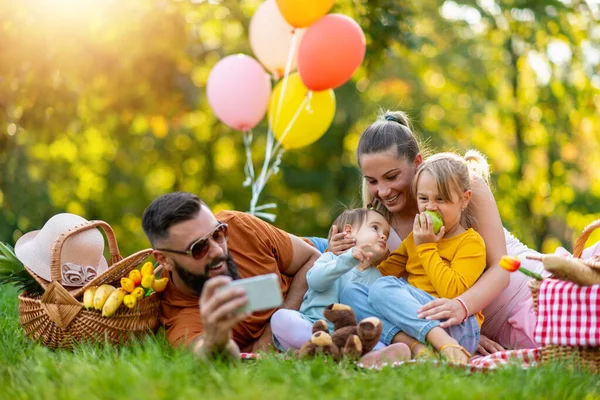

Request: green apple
left=423, top=210, right=444, bottom=234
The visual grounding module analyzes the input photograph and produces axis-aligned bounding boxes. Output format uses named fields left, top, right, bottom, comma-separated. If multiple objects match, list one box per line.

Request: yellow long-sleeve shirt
left=378, top=228, right=486, bottom=326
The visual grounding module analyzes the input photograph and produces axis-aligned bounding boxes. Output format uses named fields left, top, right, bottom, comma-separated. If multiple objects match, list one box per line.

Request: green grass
left=1, top=286, right=599, bottom=400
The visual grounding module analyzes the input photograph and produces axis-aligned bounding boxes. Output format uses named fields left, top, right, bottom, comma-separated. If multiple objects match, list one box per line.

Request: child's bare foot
left=439, top=344, right=471, bottom=364
left=358, top=343, right=411, bottom=368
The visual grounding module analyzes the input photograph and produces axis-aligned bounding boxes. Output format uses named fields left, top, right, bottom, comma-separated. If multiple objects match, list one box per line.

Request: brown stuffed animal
left=297, top=303, right=383, bottom=361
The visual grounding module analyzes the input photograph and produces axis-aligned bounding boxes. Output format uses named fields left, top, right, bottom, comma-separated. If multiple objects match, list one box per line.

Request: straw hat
left=15, top=213, right=108, bottom=287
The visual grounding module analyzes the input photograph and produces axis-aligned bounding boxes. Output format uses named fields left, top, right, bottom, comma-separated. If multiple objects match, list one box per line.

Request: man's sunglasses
left=157, top=222, right=228, bottom=260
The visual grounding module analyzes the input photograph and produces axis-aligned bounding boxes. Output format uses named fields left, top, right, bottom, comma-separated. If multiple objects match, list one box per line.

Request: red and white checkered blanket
left=241, top=348, right=542, bottom=372
left=534, top=278, right=600, bottom=347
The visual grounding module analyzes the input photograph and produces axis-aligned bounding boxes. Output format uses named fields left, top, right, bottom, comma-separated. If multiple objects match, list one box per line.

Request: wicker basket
left=18, top=220, right=161, bottom=349
left=528, top=219, right=600, bottom=372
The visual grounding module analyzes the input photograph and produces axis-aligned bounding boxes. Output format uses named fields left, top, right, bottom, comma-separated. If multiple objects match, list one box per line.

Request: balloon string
left=249, top=125, right=275, bottom=215
left=249, top=29, right=298, bottom=218
left=242, top=130, right=255, bottom=190
left=271, top=94, right=308, bottom=156
left=270, top=30, right=298, bottom=132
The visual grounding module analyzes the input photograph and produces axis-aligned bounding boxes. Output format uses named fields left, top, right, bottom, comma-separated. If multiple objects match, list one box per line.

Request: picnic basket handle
left=49, top=220, right=122, bottom=283
left=573, top=219, right=600, bottom=259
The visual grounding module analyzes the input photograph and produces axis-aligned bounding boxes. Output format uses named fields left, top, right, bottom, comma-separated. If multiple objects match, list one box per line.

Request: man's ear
left=152, top=250, right=173, bottom=272
left=343, top=224, right=353, bottom=235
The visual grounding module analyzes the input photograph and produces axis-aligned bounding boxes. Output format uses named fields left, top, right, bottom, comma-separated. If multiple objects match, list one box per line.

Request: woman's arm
left=328, top=225, right=356, bottom=255
left=418, top=175, right=509, bottom=326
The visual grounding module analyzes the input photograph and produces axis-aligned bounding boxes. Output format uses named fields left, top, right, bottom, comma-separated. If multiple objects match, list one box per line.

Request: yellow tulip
left=141, top=262, right=154, bottom=278
left=120, top=277, right=135, bottom=293
left=152, top=277, right=169, bottom=293
left=268, top=73, right=335, bottom=150
left=141, top=274, right=155, bottom=289
left=131, top=287, right=145, bottom=302
left=128, top=269, right=142, bottom=286
left=123, top=294, right=137, bottom=309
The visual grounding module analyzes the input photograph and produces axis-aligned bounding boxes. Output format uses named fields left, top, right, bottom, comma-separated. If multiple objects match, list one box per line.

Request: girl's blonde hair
left=412, top=150, right=490, bottom=228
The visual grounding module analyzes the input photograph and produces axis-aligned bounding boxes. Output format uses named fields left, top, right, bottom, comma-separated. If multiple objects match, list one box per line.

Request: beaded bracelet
left=455, top=297, right=470, bottom=323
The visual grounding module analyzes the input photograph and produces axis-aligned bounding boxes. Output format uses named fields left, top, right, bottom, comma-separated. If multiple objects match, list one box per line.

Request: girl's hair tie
left=385, top=115, right=398, bottom=122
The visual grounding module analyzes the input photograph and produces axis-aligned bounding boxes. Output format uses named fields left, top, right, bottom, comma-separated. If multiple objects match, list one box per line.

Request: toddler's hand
left=352, top=244, right=373, bottom=271
left=413, top=212, right=445, bottom=246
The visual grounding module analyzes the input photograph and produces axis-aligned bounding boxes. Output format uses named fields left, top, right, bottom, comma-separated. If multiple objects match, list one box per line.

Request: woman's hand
left=476, top=335, right=505, bottom=355
left=328, top=225, right=356, bottom=255
left=417, top=298, right=466, bottom=328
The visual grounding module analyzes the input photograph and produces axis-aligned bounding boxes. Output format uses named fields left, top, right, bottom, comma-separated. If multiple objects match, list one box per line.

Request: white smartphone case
left=222, top=273, right=283, bottom=313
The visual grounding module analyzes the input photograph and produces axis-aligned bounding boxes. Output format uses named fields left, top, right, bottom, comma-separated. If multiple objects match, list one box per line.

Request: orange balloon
left=298, top=14, right=366, bottom=91
left=275, top=0, right=334, bottom=28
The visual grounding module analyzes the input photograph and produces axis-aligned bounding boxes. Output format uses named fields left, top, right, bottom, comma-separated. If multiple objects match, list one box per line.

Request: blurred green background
left=1, top=0, right=599, bottom=256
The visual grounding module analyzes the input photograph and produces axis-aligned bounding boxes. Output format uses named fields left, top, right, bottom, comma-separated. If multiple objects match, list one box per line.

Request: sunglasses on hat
left=157, top=222, right=228, bottom=260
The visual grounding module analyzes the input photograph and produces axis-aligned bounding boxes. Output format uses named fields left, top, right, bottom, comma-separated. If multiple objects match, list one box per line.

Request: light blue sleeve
left=306, top=250, right=359, bottom=293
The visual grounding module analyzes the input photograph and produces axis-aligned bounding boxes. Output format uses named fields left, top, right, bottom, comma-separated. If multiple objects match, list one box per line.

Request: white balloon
left=249, top=0, right=306, bottom=78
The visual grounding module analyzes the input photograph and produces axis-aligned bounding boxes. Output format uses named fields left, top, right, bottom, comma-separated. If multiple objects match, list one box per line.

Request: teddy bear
left=296, top=303, right=383, bottom=361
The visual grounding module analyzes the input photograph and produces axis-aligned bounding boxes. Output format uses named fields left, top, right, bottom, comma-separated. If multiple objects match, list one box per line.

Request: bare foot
left=358, top=343, right=411, bottom=368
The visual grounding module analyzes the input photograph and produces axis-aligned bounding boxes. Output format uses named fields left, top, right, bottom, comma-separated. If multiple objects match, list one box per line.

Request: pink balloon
left=298, top=14, right=366, bottom=91
left=206, top=54, right=272, bottom=131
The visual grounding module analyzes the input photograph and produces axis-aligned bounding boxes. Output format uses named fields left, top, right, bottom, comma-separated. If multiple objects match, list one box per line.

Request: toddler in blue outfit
left=271, top=208, right=390, bottom=351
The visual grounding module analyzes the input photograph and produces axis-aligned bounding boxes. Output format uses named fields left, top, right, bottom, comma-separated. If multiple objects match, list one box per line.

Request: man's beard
left=173, top=253, right=239, bottom=296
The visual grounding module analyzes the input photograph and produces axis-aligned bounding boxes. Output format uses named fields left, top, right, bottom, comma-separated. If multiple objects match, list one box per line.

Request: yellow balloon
left=269, top=73, right=335, bottom=150
left=275, top=0, right=335, bottom=28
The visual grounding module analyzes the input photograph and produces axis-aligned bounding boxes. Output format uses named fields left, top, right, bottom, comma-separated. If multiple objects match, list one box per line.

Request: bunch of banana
left=82, top=284, right=126, bottom=317
left=81, top=261, right=169, bottom=316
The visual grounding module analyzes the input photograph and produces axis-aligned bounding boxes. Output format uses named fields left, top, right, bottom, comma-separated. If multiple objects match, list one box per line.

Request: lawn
left=0, top=285, right=598, bottom=400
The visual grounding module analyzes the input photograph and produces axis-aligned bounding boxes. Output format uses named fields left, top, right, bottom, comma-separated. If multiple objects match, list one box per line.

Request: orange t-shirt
left=159, top=210, right=295, bottom=349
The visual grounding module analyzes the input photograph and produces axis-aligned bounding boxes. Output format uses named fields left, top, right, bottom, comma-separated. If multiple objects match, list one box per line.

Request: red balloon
left=298, top=14, right=366, bottom=91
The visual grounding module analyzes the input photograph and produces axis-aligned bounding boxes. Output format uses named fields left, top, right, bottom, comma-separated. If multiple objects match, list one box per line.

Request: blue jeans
left=340, top=276, right=480, bottom=354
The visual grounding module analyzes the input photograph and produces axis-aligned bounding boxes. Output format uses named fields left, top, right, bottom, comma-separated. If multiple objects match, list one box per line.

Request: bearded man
left=142, top=192, right=320, bottom=359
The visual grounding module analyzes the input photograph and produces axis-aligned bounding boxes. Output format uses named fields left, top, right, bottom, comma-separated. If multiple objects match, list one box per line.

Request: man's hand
left=413, top=212, right=445, bottom=246
left=199, top=276, right=249, bottom=353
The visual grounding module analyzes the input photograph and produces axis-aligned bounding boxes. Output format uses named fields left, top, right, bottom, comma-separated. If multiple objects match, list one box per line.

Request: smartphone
left=218, top=273, right=283, bottom=314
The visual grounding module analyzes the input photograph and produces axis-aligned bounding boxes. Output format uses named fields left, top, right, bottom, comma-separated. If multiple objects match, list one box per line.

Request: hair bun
left=383, top=111, right=410, bottom=128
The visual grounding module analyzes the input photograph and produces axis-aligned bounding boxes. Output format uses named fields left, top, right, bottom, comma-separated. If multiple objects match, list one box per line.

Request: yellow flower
left=141, top=274, right=155, bottom=289
left=128, top=269, right=142, bottom=286
left=152, top=277, right=169, bottom=293
left=120, top=277, right=135, bottom=293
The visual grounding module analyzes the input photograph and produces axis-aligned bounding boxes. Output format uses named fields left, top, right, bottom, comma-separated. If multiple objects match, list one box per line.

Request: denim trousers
left=340, top=276, right=480, bottom=354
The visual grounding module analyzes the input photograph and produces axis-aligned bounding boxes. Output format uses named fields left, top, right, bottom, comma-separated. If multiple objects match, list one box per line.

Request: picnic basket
left=528, top=219, right=600, bottom=372
left=18, top=220, right=161, bottom=349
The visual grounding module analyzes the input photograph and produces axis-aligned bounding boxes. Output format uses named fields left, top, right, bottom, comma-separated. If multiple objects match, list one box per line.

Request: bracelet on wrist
left=455, top=297, right=469, bottom=323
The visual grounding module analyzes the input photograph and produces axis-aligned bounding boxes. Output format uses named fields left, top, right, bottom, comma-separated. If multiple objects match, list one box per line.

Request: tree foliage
left=0, top=0, right=598, bottom=256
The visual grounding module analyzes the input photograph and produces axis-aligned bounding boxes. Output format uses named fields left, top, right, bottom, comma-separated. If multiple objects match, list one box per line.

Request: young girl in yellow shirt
left=341, top=150, right=488, bottom=364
